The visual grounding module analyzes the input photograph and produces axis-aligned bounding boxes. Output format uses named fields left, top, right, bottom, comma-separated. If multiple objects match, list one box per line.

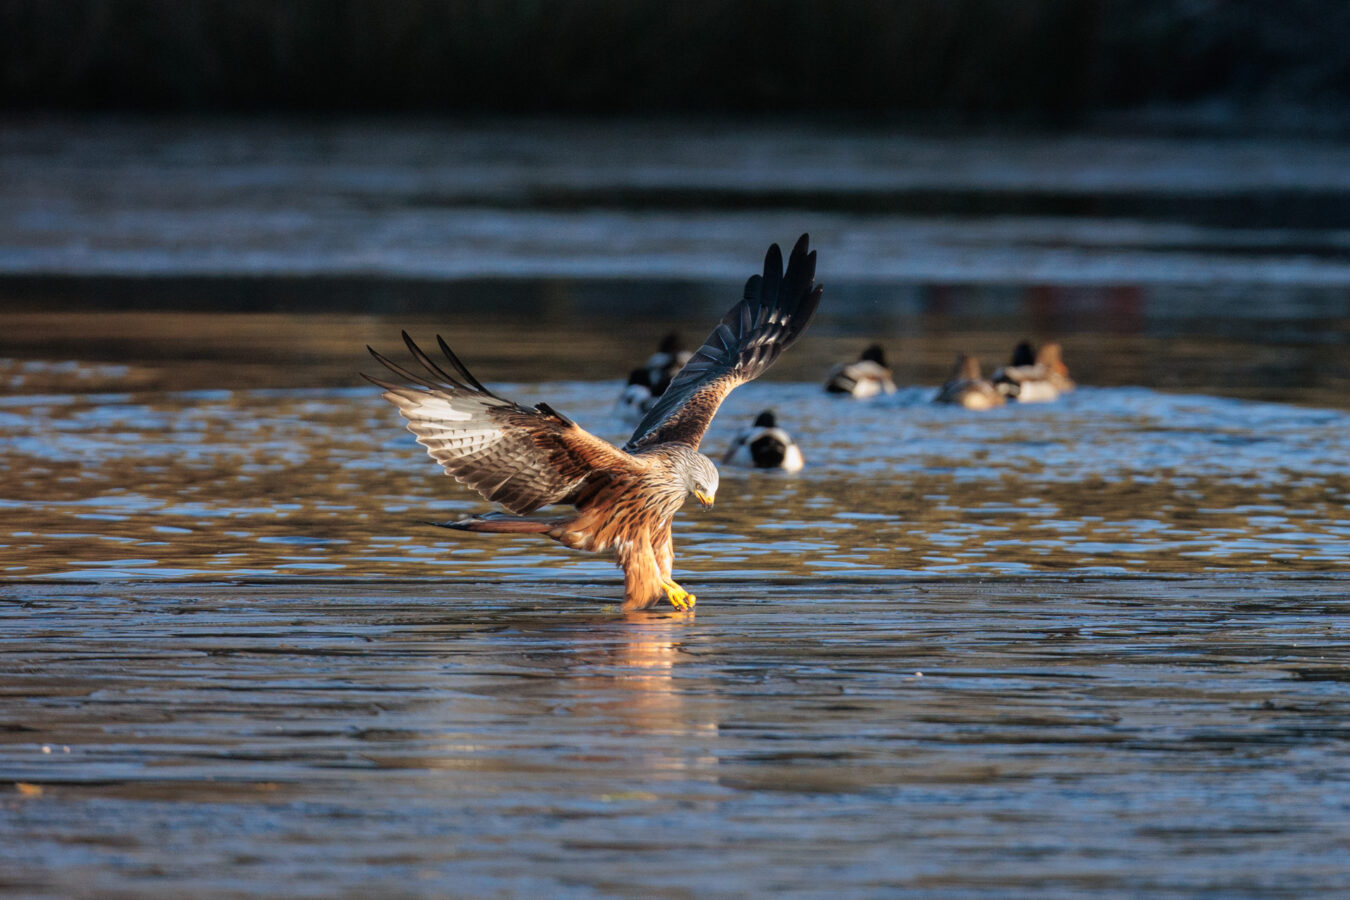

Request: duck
left=992, top=341, right=1075, bottom=403
left=721, top=410, right=804, bottom=473
left=644, top=332, right=693, bottom=396
left=933, top=354, right=1005, bottom=410
left=614, top=333, right=692, bottom=423
left=612, top=368, right=656, bottom=424
left=824, top=344, right=897, bottom=398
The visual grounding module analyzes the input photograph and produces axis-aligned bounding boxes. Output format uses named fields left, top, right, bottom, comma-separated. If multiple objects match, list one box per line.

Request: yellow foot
left=662, top=579, right=697, bottom=611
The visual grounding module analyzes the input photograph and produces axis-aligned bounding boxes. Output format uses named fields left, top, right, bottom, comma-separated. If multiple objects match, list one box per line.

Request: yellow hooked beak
left=694, top=489, right=715, bottom=509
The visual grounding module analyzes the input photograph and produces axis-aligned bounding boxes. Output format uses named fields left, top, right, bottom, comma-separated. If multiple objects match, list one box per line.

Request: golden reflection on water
left=2, top=312, right=1350, bottom=584
left=571, top=615, right=719, bottom=772
left=370, top=612, right=718, bottom=778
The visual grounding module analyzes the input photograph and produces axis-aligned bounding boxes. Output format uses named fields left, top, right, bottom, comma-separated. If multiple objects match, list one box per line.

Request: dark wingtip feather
left=801, top=284, right=824, bottom=335
left=360, top=371, right=401, bottom=392
left=436, top=335, right=493, bottom=395
left=366, top=344, right=445, bottom=391
left=742, top=273, right=762, bottom=302
left=760, top=242, right=783, bottom=306
left=764, top=241, right=783, bottom=270
left=401, top=331, right=464, bottom=387
left=366, top=329, right=507, bottom=410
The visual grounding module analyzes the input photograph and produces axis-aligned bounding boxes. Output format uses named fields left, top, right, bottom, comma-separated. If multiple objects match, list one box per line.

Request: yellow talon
left=662, top=580, right=696, bottom=611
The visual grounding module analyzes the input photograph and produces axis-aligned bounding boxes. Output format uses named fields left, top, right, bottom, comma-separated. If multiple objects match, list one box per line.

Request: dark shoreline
left=4, top=1, right=1349, bottom=129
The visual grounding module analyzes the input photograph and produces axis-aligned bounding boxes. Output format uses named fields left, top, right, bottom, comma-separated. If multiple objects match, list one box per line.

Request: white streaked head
left=685, top=451, right=719, bottom=509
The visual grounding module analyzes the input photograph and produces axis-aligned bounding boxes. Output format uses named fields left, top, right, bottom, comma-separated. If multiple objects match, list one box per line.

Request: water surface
left=1, top=374, right=1349, bottom=582
left=3, top=118, right=1349, bottom=897
left=3, top=578, right=1348, bottom=898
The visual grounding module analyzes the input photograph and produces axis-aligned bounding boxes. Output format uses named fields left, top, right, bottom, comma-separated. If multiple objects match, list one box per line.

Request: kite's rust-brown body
left=365, top=235, right=822, bottom=610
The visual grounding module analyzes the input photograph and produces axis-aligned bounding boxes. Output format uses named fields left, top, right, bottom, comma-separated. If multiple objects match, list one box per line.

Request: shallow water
left=1, top=373, right=1349, bottom=583
left=3, top=579, right=1349, bottom=898
left=3, top=316, right=1349, bottom=897
left=3, top=118, right=1350, bottom=896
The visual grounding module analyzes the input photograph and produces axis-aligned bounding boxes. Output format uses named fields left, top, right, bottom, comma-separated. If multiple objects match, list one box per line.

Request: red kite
left=365, top=235, right=822, bottom=611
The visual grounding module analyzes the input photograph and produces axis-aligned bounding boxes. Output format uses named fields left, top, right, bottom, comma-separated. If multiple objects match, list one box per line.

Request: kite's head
left=686, top=452, right=719, bottom=509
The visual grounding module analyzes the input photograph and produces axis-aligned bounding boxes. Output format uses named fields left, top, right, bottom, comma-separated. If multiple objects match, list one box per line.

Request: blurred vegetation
left=1, top=0, right=1347, bottom=120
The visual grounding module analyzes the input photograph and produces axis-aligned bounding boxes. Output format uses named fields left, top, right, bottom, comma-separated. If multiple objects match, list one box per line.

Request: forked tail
left=428, top=512, right=566, bottom=534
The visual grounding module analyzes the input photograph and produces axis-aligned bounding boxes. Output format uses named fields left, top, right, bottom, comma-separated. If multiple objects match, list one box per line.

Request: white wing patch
left=409, top=395, right=473, bottom=422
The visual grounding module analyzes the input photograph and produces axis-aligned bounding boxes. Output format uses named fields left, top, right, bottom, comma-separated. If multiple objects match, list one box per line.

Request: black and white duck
left=644, top=332, right=693, bottom=397
left=721, top=410, right=804, bottom=473
left=614, top=333, right=694, bottom=422
left=824, top=344, right=897, bottom=398
left=993, top=341, right=1075, bottom=403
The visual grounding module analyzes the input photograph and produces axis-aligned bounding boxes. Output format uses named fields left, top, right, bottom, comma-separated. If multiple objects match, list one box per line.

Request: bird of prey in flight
left=365, top=234, right=822, bottom=611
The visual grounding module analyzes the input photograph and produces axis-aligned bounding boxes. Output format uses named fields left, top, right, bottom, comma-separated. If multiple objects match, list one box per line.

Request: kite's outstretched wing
left=625, top=234, right=822, bottom=452
left=365, top=333, right=638, bottom=515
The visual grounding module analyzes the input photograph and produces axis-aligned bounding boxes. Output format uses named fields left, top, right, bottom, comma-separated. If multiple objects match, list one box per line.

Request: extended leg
left=619, top=538, right=667, bottom=611
left=655, top=522, right=674, bottom=580
left=653, top=522, right=694, bottom=610
left=618, top=532, right=694, bottom=612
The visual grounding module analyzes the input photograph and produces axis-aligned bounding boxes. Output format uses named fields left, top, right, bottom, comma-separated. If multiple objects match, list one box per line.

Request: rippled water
left=4, top=321, right=1348, bottom=895
left=4, top=119, right=1350, bottom=896
left=3, top=579, right=1349, bottom=898
left=2, top=355, right=1349, bottom=583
